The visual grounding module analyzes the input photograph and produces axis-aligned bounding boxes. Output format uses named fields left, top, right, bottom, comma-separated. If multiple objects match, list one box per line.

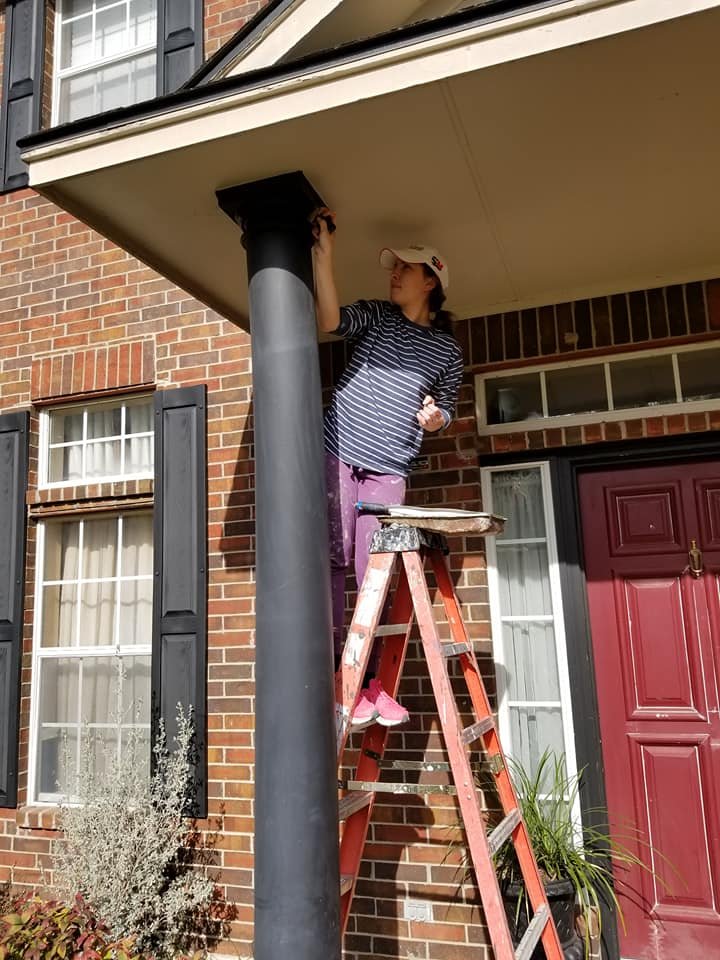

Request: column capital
left=217, top=170, right=326, bottom=232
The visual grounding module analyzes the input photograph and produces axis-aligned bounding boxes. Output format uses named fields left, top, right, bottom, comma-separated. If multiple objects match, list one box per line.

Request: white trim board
left=24, top=0, right=720, bottom=185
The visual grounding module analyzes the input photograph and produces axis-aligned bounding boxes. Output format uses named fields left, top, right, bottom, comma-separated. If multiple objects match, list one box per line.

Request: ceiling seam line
left=440, top=77, right=519, bottom=303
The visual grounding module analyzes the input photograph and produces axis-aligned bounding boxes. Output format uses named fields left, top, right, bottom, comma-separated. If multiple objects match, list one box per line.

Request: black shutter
left=157, top=0, right=203, bottom=94
left=0, top=411, right=29, bottom=808
left=0, top=0, right=44, bottom=193
left=152, top=386, right=207, bottom=816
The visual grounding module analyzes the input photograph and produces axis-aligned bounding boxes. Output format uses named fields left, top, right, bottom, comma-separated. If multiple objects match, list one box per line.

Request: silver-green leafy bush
left=53, top=706, right=219, bottom=959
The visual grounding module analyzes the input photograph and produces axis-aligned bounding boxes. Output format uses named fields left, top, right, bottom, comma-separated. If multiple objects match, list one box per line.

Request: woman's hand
left=312, top=207, right=336, bottom=260
left=417, top=396, right=445, bottom=432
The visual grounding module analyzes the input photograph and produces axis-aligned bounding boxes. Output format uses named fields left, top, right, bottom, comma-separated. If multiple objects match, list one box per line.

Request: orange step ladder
left=334, top=517, right=564, bottom=960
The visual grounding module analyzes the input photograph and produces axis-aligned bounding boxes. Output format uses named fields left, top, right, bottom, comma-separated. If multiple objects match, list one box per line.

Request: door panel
left=607, top=483, right=686, bottom=555
left=579, top=461, right=720, bottom=958
left=622, top=575, right=704, bottom=716
left=639, top=738, right=715, bottom=913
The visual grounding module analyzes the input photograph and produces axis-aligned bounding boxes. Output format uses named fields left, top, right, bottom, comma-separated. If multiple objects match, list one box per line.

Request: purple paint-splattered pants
left=325, top=452, right=406, bottom=659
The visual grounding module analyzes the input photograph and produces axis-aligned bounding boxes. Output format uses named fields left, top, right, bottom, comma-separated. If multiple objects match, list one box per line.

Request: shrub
left=0, top=892, right=143, bottom=960
left=52, top=706, right=222, bottom=959
left=0, top=884, right=12, bottom=919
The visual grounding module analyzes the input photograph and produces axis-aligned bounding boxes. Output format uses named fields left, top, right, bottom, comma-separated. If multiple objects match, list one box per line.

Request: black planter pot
left=503, top=878, right=584, bottom=959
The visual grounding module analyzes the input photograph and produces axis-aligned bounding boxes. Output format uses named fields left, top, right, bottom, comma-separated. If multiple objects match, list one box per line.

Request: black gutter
left=20, top=0, right=567, bottom=153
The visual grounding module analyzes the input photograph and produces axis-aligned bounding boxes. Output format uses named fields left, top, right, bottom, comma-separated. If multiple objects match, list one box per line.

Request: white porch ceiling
left=24, top=5, right=720, bottom=330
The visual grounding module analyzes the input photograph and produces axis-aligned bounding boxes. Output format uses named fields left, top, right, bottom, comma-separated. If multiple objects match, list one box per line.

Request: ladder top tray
left=377, top=508, right=505, bottom=536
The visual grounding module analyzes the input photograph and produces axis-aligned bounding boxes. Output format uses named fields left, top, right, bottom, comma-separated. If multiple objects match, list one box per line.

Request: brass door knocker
left=688, top=539, right=704, bottom=578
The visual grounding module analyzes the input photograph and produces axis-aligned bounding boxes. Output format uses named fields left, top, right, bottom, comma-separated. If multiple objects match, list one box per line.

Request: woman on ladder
left=312, top=209, right=464, bottom=729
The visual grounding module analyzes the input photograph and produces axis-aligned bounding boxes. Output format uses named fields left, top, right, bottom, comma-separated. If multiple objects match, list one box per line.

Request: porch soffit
left=19, top=1, right=720, bottom=332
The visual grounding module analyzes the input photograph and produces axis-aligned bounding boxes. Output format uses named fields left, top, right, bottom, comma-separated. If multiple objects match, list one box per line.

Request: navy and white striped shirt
left=324, top=299, right=464, bottom=476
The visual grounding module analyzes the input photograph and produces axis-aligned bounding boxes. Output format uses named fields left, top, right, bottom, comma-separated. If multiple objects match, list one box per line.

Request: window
left=31, top=513, right=153, bottom=802
left=476, top=342, right=720, bottom=432
left=54, top=0, right=157, bottom=125
left=41, top=396, right=154, bottom=487
left=481, top=463, right=578, bottom=795
left=31, top=393, right=155, bottom=803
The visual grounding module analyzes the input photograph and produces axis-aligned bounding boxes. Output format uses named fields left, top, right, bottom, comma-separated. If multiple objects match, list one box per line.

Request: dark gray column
left=217, top=172, right=340, bottom=960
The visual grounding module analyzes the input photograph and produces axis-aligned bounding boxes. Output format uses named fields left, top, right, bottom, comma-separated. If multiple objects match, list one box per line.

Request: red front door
left=579, top=461, right=720, bottom=959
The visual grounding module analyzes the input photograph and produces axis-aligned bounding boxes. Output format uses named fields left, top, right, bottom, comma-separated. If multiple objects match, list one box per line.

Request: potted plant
left=491, top=750, right=653, bottom=959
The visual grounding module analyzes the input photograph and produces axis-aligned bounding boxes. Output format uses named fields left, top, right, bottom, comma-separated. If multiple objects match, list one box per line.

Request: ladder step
left=338, top=790, right=372, bottom=821
left=371, top=758, right=451, bottom=772
left=374, top=623, right=408, bottom=636
left=343, top=779, right=456, bottom=796
left=461, top=716, right=495, bottom=744
left=487, top=808, right=522, bottom=856
left=340, top=874, right=354, bottom=896
left=442, top=641, right=472, bottom=657
left=514, top=904, right=550, bottom=960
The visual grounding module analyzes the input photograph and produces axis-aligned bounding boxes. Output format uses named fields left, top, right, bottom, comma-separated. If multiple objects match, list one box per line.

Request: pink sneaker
left=351, top=690, right=378, bottom=729
left=368, top=679, right=409, bottom=727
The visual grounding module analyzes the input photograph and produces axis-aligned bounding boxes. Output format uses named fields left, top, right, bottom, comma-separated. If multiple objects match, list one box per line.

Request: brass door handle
left=688, top=539, right=703, bottom=578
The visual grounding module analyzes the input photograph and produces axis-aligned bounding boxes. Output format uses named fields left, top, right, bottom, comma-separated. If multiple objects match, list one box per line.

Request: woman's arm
left=419, top=347, right=464, bottom=432
left=312, top=209, right=340, bottom=334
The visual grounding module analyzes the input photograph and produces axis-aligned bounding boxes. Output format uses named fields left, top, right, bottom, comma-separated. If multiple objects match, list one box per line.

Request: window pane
left=131, top=51, right=156, bottom=103
left=126, top=400, right=153, bottom=434
left=40, top=658, right=80, bottom=724
left=119, top=579, right=152, bottom=644
left=44, top=522, right=80, bottom=581
left=82, top=517, right=117, bottom=579
left=124, top=436, right=153, bottom=474
left=121, top=514, right=153, bottom=575
left=82, top=657, right=120, bottom=722
left=97, top=59, right=131, bottom=112
left=678, top=348, right=720, bottom=402
left=49, top=445, right=84, bottom=483
left=129, top=0, right=156, bottom=46
left=37, top=727, right=77, bottom=798
left=504, top=622, right=560, bottom=701
left=88, top=405, right=121, bottom=439
left=85, top=439, right=122, bottom=477
left=61, top=14, right=94, bottom=69
left=50, top=410, right=84, bottom=444
left=97, top=3, right=128, bottom=58
left=58, top=71, right=94, bottom=124
left=491, top=469, right=545, bottom=539
left=485, top=373, right=543, bottom=425
left=509, top=706, right=565, bottom=787
left=611, top=354, right=676, bottom=409
left=79, top=580, right=116, bottom=646
left=122, top=655, right=151, bottom=723
left=497, top=544, right=553, bottom=617
left=64, top=0, right=93, bottom=16
left=545, top=363, right=607, bottom=417
left=42, top=584, right=78, bottom=647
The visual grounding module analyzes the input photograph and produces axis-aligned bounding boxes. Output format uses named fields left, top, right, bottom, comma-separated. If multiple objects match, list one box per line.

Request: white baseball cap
left=379, top=244, right=450, bottom=291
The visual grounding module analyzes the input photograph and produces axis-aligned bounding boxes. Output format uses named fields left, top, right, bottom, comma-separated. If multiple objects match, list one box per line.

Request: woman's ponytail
left=423, top=265, right=456, bottom=335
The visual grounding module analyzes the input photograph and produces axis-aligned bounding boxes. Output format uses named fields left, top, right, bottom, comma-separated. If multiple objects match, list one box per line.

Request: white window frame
left=481, top=461, right=581, bottom=821
left=476, top=339, right=720, bottom=434
left=28, top=513, right=153, bottom=805
left=38, top=394, right=154, bottom=489
left=52, top=0, right=157, bottom=127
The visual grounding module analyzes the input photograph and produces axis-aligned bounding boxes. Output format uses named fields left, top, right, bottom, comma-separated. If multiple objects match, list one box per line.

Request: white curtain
left=37, top=514, right=153, bottom=796
left=86, top=409, right=122, bottom=479
left=491, top=469, right=565, bottom=782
